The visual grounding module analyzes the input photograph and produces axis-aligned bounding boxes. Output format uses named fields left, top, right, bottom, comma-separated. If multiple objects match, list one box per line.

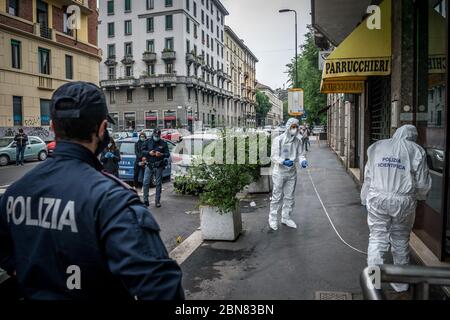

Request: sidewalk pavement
left=180, top=141, right=370, bottom=300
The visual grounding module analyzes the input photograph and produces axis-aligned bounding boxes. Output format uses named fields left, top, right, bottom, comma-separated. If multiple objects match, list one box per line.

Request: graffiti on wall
left=0, top=127, right=54, bottom=142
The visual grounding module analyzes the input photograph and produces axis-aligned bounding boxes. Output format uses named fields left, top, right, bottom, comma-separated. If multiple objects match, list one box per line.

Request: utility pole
left=279, top=9, right=298, bottom=88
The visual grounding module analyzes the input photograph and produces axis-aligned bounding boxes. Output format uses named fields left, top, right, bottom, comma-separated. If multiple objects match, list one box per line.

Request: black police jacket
left=135, top=139, right=146, bottom=160
left=0, top=141, right=184, bottom=300
left=142, top=138, right=170, bottom=168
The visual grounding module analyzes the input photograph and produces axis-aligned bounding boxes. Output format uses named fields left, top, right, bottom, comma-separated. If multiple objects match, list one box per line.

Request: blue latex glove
left=283, top=159, right=294, bottom=167
left=301, top=159, right=308, bottom=168
left=105, top=152, right=114, bottom=159
left=299, top=156, right=308, bottom=168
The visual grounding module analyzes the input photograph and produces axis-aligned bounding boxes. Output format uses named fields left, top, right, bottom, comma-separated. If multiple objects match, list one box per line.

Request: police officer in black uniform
left=142, top=129, right=170, bottom=208
left=0, top=82, right=184, bottom=300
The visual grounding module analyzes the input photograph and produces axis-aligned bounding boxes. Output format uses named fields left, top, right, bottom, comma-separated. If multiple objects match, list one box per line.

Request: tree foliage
left=255, top=90, right=272, bottom=126
left=287, top=28, right=327, bottom=125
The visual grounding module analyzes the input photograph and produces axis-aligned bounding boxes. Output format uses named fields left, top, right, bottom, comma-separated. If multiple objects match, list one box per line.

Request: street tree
left=255, top=90, right=272, bottom=127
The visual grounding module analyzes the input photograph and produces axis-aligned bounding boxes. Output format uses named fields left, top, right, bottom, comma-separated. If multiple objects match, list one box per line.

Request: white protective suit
left=361, top=125, right=432, bottom=290
left=269, top=118, right=303, bottom=230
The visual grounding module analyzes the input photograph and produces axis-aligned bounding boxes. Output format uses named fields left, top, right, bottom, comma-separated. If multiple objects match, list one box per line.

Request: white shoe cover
left=390, top=282, right=409, bottom=293
left=281, top=219, right=297, bottom=229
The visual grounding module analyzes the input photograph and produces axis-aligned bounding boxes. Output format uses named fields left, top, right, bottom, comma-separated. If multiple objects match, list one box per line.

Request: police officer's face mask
left=95, top=127, right=110, bottom=156
left=153, top=135, right=160, bottom=142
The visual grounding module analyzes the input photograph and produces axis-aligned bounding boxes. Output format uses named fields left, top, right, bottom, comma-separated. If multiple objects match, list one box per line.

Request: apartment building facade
left=99, top=0, right=238, bottom=131
left=256, top=82, right=283, bottom=126
left=0, top=0, right=101, bottom=140
left=224, top=25, right=258, bottom=127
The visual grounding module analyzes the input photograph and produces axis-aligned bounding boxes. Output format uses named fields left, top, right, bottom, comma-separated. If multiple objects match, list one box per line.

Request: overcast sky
left=222, top=0, right=311, bottom=90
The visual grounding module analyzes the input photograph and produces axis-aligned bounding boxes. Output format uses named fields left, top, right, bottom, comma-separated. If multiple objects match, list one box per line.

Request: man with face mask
left=142, top=129, right=170, bottom=208
left=0, top=82, right=184, bottom=300
left=361, top=125, right=432, bottom=293
left=133, top=132, right=147, bottom=190
left=269, top=118, right=304, bottom=230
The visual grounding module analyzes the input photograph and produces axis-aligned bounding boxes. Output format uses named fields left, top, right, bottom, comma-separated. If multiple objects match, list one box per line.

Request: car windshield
left=117, top=142, right=135, bottom=156
left=173, top=138, right=214, bottom=156
left=0, top=138, right=13, bottom=147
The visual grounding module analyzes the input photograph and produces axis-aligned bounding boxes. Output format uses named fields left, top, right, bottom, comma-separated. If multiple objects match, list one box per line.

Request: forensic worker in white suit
left=269, top=118, right=303, bottom=231
left=361, top=125, right=432, bottom=292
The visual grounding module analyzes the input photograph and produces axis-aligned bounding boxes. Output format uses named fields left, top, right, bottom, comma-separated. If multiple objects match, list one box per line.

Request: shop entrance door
left=368, top=76, right=391, bottom=145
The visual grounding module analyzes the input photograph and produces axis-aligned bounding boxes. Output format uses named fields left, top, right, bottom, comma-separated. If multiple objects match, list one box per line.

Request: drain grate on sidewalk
left=315, top=291, right=353, bottom=300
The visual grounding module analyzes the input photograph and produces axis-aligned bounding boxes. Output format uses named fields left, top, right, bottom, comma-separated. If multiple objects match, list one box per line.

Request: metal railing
left=360, top=264, right=450, bottom=300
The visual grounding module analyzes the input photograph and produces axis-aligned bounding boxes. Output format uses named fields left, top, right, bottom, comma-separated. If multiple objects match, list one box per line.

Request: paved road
left=0, top=161, right=41, bottom=187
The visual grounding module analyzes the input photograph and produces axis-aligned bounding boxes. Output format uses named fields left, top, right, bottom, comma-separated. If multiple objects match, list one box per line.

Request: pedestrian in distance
left=361, top=125, right=432, bottom=293
left=14, top=128, right=28, bottom=166
left=0, top=82, right=184, bottom=300
left=142, top=129, right=170, bottom=208
left=302, top=124, right=311, bottom=152
left=100, top=138, right=121, bottom=177
left=134, top=132, right=147, bottom=190
left=269, top=118, right=307, bottom=231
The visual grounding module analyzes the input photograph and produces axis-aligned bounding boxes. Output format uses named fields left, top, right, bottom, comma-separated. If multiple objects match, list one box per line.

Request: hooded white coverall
left=269, top=118, right=303, bottom=228
left=361, top=125, right=432, bottom=280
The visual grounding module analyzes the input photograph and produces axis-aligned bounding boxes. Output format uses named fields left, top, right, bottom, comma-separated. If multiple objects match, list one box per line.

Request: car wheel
left=38, top=150, right=48, bottom=161
left=151, top=175, right=157, bottom=187
left=0, top=155, right=10, bottom=166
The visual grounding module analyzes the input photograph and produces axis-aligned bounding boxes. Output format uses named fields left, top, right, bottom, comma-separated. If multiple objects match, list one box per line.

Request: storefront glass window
left=415, top=0, right=448, bottom=259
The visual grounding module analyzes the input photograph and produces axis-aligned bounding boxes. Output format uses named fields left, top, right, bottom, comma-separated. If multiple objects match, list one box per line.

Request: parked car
left=161, top=129, right=182, bottom=143
left=171, top=133, right=219, bottom=179
left=112, top=132, right=133, bottom=141
left=47, top=141, right=56, bottom=156
left=116, top=137, right=175, bottom=185
left=0, top=136, right=48, bottom=166
left=426, top=148, right=444, bottom=173
left=140, top=129, right=154, bottom=138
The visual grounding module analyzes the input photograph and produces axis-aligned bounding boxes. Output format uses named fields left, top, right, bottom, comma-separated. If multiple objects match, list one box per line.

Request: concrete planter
left=200, top=204, right=242, bottom=241
left=245, top=175, right=272, bottom=194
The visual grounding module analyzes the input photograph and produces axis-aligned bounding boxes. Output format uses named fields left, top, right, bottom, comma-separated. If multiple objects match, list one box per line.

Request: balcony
left=121, top=55, right=135, bottom=65
left=186, top=53, right=196, bottom=64
left=141, top=74, right=178, bottom=86
left=217, top=70, right=224, bottom=78
left=39, top=24, right=53, bottom=40
left=100, top=78, right=137, bottom=89
left=142, top=52, right=157, bottom=63
left=104, top=55, right=117, bottom=66
left=38, top=76, right=53, bottom=90
left=161, top=50, right=176, bottom=61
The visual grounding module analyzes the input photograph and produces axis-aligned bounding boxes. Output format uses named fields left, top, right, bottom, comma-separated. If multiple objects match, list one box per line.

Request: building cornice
left=212, top=0, right=230, bottom=16
left=138, top=9, right=200, bottom=26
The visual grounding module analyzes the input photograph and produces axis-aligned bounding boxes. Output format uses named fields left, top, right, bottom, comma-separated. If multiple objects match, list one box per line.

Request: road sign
left=288, top=88, right=304, bottom=116
left=318, top=51, right=331, bottom=71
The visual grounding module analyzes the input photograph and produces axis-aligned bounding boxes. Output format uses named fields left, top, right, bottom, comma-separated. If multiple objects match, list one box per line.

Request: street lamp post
left=279, top=9, right=298, bottom=88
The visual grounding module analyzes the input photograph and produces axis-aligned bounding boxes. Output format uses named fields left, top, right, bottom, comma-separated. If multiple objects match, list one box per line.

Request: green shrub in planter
left=191, top=162, right=253, bottom=214
left=173, top=175, right=205, bottom=196
left=191, top=131, right=271, bottom=213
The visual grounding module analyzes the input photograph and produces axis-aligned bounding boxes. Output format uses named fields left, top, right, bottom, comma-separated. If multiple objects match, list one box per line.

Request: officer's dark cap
left=51, top=82, right=115, bottom=124
left=153, top=128, right=162, bottom=136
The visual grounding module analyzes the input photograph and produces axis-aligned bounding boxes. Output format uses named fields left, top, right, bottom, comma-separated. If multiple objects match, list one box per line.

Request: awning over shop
left=320, top=0, right=392, bottom=94
left=164, top=116, right=176, bottom=121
